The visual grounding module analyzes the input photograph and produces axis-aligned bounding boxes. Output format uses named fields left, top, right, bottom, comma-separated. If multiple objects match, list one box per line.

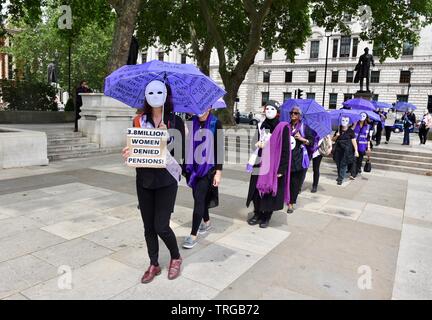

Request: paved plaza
left=0, top=150, right=431, bottom=300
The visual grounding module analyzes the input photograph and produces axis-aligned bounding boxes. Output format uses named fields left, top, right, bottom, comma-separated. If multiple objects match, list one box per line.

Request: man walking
left=75, top=80, right=92, bottom=121
left=402, top=109, right=416, bottom=145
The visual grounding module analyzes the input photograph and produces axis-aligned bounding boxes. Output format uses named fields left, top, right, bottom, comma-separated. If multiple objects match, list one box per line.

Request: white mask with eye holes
left=265, top=105, right=278, bottom=120
left=360, top=113, right=367, bottom=122
left=341, top=116, right=350, bottom=127
left=145, top=80, right=167, bottom=108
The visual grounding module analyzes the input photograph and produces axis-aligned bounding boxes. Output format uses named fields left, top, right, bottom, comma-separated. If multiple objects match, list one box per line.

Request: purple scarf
left=185, top=114, right=217, bottom=189
left=256, top=122, right=292, bottom=205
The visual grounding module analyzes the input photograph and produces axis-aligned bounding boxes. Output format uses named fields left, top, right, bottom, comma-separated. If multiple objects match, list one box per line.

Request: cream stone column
left=79, top=93, right=137, bottom=149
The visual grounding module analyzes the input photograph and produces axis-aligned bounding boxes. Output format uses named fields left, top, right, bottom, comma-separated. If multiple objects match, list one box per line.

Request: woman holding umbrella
left=122, top=80, right=185, bottom=283
left=351, top=112, right=372, bottom=178
left=286, top=106, right=314, bottom=213
left=332, top=116, right=359, bottom=185
left=108, top=60, right=226, bottom=284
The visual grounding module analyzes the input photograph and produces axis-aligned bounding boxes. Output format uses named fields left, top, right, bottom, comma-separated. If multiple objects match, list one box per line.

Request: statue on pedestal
left=47, top=61, right=59, bottom=85
left=354, top=47, right=375, bottom=92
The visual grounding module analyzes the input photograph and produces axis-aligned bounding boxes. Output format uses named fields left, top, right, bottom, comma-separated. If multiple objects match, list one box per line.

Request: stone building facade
left=139, top=22, right=432, bottom=116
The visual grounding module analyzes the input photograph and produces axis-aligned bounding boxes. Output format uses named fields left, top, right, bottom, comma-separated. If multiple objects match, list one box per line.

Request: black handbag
left=364, top=159, right=372, bottom=172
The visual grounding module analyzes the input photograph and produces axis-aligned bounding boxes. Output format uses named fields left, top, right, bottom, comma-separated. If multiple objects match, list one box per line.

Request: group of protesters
left=118, top=78, right=431, bottom=285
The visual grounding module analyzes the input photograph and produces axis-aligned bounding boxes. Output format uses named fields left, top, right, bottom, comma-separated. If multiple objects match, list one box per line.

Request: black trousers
left=136, top=182, right=180, bottom=266
left=290, top=170, right=306, bottom=205
left=312, top=155, right=323, bottom=188
left=351, top=152, right=365, bottom=177
left=376, top=122, right=383, bottom=145
left=191, top=175, right=211, bottom=236
left=419, top=126, right=429, bottom=144
left=385, top=126, right=392, bottom=142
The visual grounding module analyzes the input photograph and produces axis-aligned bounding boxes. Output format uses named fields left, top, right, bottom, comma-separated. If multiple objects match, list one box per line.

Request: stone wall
left=0, top=111, right=75, bottom=124
left=0, top=127, right=49, bottom=168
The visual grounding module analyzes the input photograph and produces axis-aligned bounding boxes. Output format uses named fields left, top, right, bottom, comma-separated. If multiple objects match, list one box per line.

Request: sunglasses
left=290, top=111, right=300, bottom=115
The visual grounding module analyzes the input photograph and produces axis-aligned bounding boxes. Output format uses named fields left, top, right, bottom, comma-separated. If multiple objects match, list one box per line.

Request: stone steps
left=46, top=131, right=115, bottom=162
left=48, top=147, right=121, bottom=161
left=223, top=140, right=432, bottom=175
left=47, top=137, right=91, bottom=145
left=48, top=143, right=100, bottom=153
left=321, top=156, right=431, bottom=175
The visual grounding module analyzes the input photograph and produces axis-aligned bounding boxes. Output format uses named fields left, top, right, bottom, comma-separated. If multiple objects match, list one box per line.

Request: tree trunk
left=107, top=0, right=141, bottom=74
left=199, top=0, right=272, bottom=126
left=195, top=43, right=212, bottom=76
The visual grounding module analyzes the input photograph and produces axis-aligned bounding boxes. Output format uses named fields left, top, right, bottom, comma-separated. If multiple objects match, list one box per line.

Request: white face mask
left=145, top=80, right=167, bottom=108
left=341, top=117, right=350, bottom=127
left=360, top=113, right=367, bottom=121
left=265, top=106, right=277, bottom=120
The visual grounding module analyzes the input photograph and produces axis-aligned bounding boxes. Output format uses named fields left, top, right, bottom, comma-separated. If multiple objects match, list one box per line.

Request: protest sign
left=126, top=128, right=168, bottom=168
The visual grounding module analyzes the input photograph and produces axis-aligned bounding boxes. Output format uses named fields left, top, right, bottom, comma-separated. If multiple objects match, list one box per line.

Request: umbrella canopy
left=372, top=101, right=392, bottom=110
left=211, top=98, right=227, bottom=110
left=104, top=60, right=226, bottom=115
left=280, top=99, right=332, bottom=138
left=343, top=98, right=376, bottom=111
left=394, top=101, right=417, bottom=112
left=343, top=108, right=381, bottom=122
left=329, top=109, right=363, bottom=127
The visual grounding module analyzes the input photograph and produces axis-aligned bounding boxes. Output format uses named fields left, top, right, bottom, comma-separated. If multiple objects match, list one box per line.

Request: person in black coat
left=332, top=116, right=359, bottom=185
left=75, top=80, right=92, bottom=120
left=246, top=100, right=290, bottom=228
left=402, top=109, right=416, bottom=145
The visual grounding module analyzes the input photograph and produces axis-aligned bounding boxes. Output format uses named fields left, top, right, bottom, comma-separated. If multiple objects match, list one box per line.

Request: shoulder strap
left=133, top=115, right=142, bottom=128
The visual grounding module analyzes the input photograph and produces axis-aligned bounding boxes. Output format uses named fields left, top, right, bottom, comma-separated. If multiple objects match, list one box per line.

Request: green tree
left=2, top=2, right=114, bottom=93
left=137, top=0, right=432, bottom=124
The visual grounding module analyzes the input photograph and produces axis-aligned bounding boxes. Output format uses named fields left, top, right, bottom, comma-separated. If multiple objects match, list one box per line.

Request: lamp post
left=322, top=30, right=332, bottom=106
left=407, top=67, right=413, bottom=100
left=264, top=69, right=271, bottom=102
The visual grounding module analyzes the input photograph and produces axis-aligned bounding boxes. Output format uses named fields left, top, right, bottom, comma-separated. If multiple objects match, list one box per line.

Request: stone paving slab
left=41, top=213, right=123, bottom=240
left=0, top=216, right=44, bottom=240
left=0, top=229, right=66, bottom=263
left=0, top=255, right=58, bottom=299
left=32, top=238, right=114, bottom=269
left=83, top=219, right=145, bottom=251
left=21, top=258, right=142, bottom=300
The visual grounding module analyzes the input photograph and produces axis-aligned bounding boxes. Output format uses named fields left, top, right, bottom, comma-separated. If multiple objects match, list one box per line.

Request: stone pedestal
left=79, top=94, right=137, bottom=149
left=354, top=91, right=374, bottom=100
left=0, top=127, right=49, bottom=168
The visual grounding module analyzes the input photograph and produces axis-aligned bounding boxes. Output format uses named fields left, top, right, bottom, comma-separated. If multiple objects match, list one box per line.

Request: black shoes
left=337, top=180, right=342, bottom=185
left=259, top=219, right=270, bottom=228
left=311, top=186, right=317, bottom=193
left=247, top=213, right=261, bottom=226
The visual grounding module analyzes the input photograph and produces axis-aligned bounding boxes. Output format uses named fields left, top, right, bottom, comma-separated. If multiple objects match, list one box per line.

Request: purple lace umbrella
left=211, top=98, right=227, bottom=110
left=343, top=98, right=376, bottom=111
left=104, top=60, right=226, bottom=115
left=372, top=101, right=392, bottom=110
left=394, top=102, right=417, bottom=112
left=329, top=109, right=363, bottom=127
left=280, top=99, right=332, bottom=138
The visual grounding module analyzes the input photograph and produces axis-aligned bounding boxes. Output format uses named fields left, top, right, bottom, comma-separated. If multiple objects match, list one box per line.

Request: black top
left=136, top=113, right=185, bottom=189
left=403, top=113, right=416, bottom=129
left=334, top=127, right=356, bottom=140
left=198, top=118, right=224, bottom=171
